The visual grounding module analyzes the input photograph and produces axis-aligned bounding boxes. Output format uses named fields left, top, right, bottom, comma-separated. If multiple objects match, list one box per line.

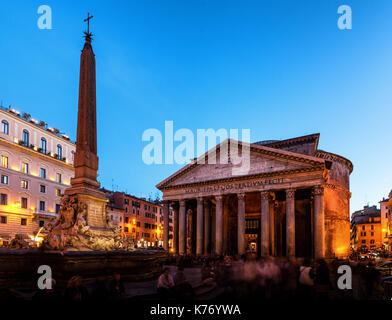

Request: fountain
left=0, top=17, right=167, bottom=293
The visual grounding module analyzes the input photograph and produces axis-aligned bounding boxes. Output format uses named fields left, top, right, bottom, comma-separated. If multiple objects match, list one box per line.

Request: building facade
left=157, top=134, right=353, bottom=259
left=380, top=192, right=392, bottom=252
left=103, top=190, right=174, bottom=249
left=351, top=205, right=382, bottom=251
left=0, top=106, right=75, bottom=245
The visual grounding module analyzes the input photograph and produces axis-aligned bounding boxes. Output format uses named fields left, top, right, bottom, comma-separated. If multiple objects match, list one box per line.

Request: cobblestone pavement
left=123, top=266, right=202, bottom=298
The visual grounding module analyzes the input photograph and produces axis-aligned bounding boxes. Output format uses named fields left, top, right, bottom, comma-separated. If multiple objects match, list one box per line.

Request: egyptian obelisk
left=65, top=15, right=109, bottom=235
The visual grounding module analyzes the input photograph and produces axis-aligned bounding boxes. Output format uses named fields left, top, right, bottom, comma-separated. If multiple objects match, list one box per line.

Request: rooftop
left=0, top=105, right=74, bottom=144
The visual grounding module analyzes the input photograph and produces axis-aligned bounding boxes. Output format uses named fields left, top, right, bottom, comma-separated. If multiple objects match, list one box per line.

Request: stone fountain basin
left=0, top=249, right=167, bottom=291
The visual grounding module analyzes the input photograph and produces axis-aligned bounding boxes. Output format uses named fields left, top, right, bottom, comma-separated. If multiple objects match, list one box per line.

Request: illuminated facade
left=0, top=106, right=75, bottom=245
left=157, top=134, right=353, bottom=259
left=380, top=193, right=392, bottom=252
left=103, top=190, right=174, bottom=249
left=351, top=205, right=382, bottom=251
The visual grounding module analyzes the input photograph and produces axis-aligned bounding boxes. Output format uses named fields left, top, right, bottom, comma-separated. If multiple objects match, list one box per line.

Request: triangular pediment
left=157, top=140, right=325, bottom=189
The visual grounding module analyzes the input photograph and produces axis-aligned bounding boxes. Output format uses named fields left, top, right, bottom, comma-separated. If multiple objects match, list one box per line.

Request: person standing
left=157, top=268, right=175, bottom=299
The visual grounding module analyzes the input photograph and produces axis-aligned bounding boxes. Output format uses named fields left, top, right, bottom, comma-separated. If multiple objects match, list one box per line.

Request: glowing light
left=11, top=202, right=21, bottom=208
left=11, top=165, right=19, bottom=171
left=132, top=218, right=136, bottom=225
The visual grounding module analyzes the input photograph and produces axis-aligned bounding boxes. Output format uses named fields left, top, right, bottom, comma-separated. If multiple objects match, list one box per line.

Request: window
left=370, top=240, right=375, bottom=244
left=21, top=218, right=27, bottom=226
left=21, top=197, right=28, bottom=209
left=124, top=227, right=129, bottom=233
left=56, top=144, right=62, bottom=159
left=125, top=217, right=129, bottom=223
left=1, top=120, right=9, bottom=135
left=21, top=180, right=28, bottom=189
left=56, top=189, right=61, bottom=196
left=21, top=162, right=29, bottom=174
left=1, top=175, right=8, bottom=184
left=1, top=155, right=8, bottom=168
left=361, top=240, right=366, bottom=244
left=22, top=129, right=29, bottom=146
left=362, top=225, right=365, bottom=230
left=39, top=200, right=45, bottom=211
left=0, top=216, right=6, bottom=224
left=40, top=138, right=47, bottom=154
left=40, top=168, right=46, bottom=179
left=40, top=185, right=46, bottom=193
left=371, top=225, right=374, bottom=230
left=39, top=220, right=45, bottom=227
left=56, top=173, right=62, bottom=183
left=0, top=193, right=8, bottom=205
left=55, top=204, right=60, bottom=213
left=371, top=232, right=374, bottom=236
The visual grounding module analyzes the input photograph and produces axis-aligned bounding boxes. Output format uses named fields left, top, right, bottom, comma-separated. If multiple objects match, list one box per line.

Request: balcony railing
left=16, top=140, right=67, bottom=162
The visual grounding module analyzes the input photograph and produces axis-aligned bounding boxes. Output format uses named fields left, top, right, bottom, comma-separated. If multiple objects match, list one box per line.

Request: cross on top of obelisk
left=83, top=12, right=94, bottom=40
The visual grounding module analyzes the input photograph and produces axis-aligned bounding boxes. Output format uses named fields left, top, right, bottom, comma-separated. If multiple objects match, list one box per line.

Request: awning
left=0, top=234, right=11, bottom=240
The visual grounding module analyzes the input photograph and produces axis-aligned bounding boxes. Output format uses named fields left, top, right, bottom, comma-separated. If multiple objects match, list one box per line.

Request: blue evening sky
left=0, top=0, right=391, bottom=213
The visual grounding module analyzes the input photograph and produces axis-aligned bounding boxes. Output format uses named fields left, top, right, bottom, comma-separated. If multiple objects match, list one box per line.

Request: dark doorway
left=245, top=218, right=260, bottom=256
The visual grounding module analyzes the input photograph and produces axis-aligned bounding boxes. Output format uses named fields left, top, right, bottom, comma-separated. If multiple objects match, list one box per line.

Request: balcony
left=16, top=140, right=67, bottom=162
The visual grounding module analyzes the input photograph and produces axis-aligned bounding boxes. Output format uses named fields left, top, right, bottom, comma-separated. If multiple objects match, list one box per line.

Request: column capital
left=162, top=200, right=170, bottom=207
left=313, top=185, right=324, bottom=195
left=260, top=191, right=269, bottom=200
left=286, top=189, right=296, bottom=199
left=237, top=193, right=246, bottom=201
left=203, top=199, right=210, bottom=207
left=197, top=197, right=204, bottom=204
left=179, top=199, right=186, bottom=207
left=215, top=195, right=223, bottom=202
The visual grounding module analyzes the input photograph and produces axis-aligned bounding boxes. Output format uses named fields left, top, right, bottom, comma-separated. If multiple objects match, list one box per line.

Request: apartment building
left=351, top=205, right=382, bottom=251
left=0, top=106, right=75, bottom=245
left=103, top=190, right=174, bottom=249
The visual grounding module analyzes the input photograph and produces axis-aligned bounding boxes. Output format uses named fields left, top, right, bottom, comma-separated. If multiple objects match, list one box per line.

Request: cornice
left=160, top=165, right=325, bottom=191
left=0, top=108, right=75, bottom=146
left=157, top=140, right=325, bottom=190
left=262, top=133, right=320, bottom=150
left=0, top=136, right=74, bottom=169
left=315, top=150, right=353, bottom=173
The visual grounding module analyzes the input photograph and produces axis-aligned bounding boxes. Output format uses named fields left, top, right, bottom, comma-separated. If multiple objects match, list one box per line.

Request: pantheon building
left=157, top=134, right=353, bottom=259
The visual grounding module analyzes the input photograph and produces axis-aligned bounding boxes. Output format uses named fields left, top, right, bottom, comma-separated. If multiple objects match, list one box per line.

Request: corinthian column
left=237, top=193, right=246, bottom=255
left=163, top=200, right=169, bottom=251
left=260, top=191, right=270, bottom=256
left=286, top=189, right=296, bottom=258
left=204, top=199, right=210, bottom=254
left=215, top=196, right=223, bottom=255
left=173, top=203, right=179, bottom=254
left=179, top=200, right=186, bottom=254
left=196, top=197, right=204, bottom=255
left=314, top=186, right=325, bottom=259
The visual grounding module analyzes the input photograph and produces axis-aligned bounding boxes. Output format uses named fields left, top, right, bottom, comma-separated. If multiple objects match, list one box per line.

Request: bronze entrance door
left=245, top=219, right=260, bottom=256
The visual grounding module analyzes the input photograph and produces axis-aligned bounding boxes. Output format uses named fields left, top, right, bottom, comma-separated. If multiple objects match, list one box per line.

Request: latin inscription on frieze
left=184, top=178, right=284, bottom=194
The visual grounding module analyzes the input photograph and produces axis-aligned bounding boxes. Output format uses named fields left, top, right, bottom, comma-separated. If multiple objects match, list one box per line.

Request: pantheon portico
left=157, top=134, right=353, bottom=259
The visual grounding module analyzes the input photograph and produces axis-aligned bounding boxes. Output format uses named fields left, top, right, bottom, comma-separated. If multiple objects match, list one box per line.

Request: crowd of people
left=32, top=272, right=125, bottom=302
left=165, top=253, right=385, bottom=300
left=8, top=252, right=384, bottom=301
